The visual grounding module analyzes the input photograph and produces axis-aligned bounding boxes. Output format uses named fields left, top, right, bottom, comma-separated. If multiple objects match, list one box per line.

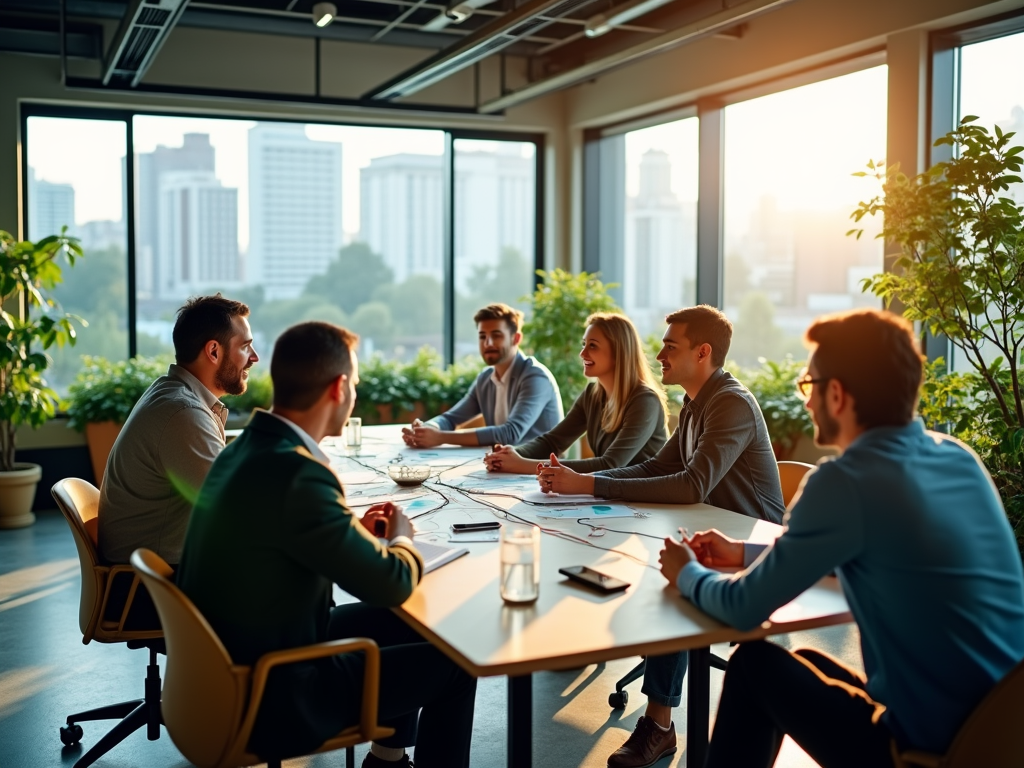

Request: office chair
left=608, top=461, right=815, bottom=709
left=131, top=548, right=394, bottom=768
left=52, top=478, right=165, bottom=768
left=894, top=657, right=1024, bottom=768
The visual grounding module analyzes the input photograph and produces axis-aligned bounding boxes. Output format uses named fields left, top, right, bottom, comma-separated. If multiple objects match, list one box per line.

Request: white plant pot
left=0, top=463, right=42, bottom=529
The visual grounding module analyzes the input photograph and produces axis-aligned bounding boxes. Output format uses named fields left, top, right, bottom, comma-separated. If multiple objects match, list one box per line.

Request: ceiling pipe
left=479, top=0, right=794, bottom=112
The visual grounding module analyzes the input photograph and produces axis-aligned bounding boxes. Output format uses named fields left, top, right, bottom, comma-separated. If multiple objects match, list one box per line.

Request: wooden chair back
left=777, top=461, right=815, bottom=507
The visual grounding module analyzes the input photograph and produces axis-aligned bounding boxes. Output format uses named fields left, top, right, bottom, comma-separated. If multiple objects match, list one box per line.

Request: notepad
left=415, top=540, right=469, bottom=573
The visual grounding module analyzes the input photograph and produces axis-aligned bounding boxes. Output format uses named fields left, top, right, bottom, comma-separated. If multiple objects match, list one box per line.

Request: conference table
left=329, top=426, right=852, bottom=768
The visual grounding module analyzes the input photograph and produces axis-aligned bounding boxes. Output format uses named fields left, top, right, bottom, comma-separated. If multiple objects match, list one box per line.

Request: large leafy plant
left=736, top=357, right=814, bottom=457
left=0, top=229, right=82, bottom=471
left=66, top=356, right=170, bottom=431
left=522, top=269, right=619, bottom=412
left=850, top=118, right=1024, bottom=548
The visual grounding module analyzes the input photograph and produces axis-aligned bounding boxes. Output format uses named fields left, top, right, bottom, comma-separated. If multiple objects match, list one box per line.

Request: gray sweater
left=593, top=368, right=784, bottom=522
left=515, top=383, right=668, bottom=472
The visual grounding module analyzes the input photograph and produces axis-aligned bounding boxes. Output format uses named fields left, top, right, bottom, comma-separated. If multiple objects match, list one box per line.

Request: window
left=25, top=116, right=129, bottom=394
left=453, top=138, right=538, bottom=357
left=22, top=107, right=542, bottom=382
left=722, top=66, right=888, bottom=366
left=586, top=117, right=699, bottom=342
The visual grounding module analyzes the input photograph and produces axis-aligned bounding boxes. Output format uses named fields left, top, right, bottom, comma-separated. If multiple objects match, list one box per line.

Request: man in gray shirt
left=539, top=305, right=785, bottom=768
left=98, top=294, right=259, bottom=627
left=402, top=303, right=562, bottom=448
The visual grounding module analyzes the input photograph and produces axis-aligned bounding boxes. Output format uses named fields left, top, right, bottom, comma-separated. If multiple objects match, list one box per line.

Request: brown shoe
left=607, top=716, right=677, bottom=768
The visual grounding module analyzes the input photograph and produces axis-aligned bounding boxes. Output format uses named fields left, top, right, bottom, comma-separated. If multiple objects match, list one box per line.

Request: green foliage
left=221, top=366, right=273, bottom=415
left=522, top=269, right=620, bottom=412
left=0, top=229, right=83, bottom=470
left=65, top=355, right=169, bottom=431
left=304, top=242, right=394, bottom=315
left=734, top=357, right=814, bottom=454
left=920, top=358, right=1024, bottom=551
left=851, top=118, right=1024, bottom=549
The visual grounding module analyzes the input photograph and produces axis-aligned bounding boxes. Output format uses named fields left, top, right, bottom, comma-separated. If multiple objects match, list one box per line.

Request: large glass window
left=25, top=116, right=129, bottom=394
left=132, top=116, right=447, bottom=360
left=589, top=117, right=699, bottom=342
left=453, top=138, right=537, bottom=357
left=722, top=66, right=888, bottom=366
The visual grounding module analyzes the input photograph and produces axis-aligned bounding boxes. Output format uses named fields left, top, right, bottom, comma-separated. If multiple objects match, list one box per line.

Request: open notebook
left=415, top=540, right=469, bottom=574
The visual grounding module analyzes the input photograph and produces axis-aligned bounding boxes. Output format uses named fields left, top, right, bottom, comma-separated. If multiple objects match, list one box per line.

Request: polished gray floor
left=0, top=510, right=859, bottom=767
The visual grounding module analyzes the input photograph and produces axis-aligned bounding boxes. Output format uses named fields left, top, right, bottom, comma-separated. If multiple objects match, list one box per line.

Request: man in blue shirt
left=402, top=303, right=562, bottom=448
left=660, top=307, right=1024, bottom=767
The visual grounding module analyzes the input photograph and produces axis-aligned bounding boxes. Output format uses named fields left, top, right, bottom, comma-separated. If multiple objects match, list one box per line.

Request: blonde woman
left=484, top=312, right=668, bottom=474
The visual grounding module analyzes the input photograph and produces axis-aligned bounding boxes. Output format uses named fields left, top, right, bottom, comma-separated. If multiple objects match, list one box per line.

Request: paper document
left=448, top=530, right=500, bottom=543
left=535, top=504, right=637, bottom=519
left=521, top=490, right=598, bottom=505
left=414, top=540, right=470, bottom=573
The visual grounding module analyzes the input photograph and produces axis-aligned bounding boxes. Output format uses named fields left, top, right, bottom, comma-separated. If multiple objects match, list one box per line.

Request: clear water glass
left=346, top=417, right=362, bottom=448
left=501, top=526, right=540, bottom=604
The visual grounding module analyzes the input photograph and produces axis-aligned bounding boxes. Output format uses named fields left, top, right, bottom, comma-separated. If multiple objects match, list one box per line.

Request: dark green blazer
left=177, top=409, right=423, bottom=757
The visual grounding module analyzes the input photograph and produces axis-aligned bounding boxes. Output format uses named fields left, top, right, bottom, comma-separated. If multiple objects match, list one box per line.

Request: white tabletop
left=330, top=427, right=852, bottom=679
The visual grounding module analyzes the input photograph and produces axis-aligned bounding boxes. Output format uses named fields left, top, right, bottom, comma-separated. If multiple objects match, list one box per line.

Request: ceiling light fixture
left=584, top=0, right=675, bottom=38
left=312, top=2, right=337, bottom=27
left=445, top=2, right=474, bottom=22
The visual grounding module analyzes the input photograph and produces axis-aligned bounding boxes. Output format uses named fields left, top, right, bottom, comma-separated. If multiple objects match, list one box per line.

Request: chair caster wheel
left=608, top=690, right=628, bottom=709
left=60, top=724, right=83, bottom=746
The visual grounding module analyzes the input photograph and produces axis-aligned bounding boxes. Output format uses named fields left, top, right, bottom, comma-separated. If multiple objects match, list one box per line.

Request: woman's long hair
left=584, top=312, right=668, bottom=433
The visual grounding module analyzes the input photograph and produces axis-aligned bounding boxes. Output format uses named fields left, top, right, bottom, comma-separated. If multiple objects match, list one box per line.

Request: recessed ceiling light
left=312, top=2, right=337, bottom=27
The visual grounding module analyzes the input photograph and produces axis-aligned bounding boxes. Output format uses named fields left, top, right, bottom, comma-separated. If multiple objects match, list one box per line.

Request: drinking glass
left=501, top=526, right=540, bottom=604
left=346, top=417, right=362, bottom=448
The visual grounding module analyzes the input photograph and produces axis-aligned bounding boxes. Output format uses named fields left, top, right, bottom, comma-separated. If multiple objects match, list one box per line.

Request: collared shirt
left=592, top=368, right=785, bottom=521
left=677, top=421, right=1024, bottom=754
left=490, top=367, right=510, bottom=425
left=98, top=364, right=228, bottom=565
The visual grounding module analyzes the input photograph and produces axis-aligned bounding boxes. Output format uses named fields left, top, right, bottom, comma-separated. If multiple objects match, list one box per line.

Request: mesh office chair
left=608, top=461, right=815, bottom=709
left=52, top=478, right=165, bottom=768
left=131, top=548, right=394, bottom=768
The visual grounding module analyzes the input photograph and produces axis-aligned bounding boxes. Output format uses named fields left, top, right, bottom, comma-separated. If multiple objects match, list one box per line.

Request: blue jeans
left=641, top=651, right=688, bottom=708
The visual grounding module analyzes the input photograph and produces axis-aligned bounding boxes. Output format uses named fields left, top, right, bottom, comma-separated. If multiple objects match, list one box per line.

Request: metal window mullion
left=696, top=101, right=724, bottom=309
left=443, top=132, right=455, bottom=366
left=126, top=116, right=138, bottom=359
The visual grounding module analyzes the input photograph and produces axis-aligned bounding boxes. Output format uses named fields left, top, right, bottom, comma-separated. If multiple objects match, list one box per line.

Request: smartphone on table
left=558, top=565, right=630, bottom=593
left=450, top=521, right=502, bottom=533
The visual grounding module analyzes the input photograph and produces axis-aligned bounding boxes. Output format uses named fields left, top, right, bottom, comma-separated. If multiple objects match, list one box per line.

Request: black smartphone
left=451, top=521, right=501, bottom=532
left=558, top=565, right=630, bottom=593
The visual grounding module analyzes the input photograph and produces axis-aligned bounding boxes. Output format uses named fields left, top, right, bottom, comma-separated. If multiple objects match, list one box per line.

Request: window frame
left=20, top=103, right=545, bottom=366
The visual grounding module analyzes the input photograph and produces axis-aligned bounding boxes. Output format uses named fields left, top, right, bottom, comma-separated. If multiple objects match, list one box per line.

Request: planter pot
left=85, top=421, right=122, bottom=487
left=0, top=462, right=43, bottom=529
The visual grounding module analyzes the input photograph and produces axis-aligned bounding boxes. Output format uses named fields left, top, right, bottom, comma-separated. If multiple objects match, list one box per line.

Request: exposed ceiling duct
left=103, top=0, right=189, bottom=87
left=364, top=0, right=600, bottom=100
left=480, top=0, right=794, bottom=112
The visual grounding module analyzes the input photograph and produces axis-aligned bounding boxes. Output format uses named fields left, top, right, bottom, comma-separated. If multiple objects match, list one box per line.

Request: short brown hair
left=664, top=305, right=733, bottom=367
left=474, top=303, right=524, bottom=335
left=804, top=308, right=923, bottom=429
left=271, top=322, right=360, bottom=411
left=173, top=294, right=250, bottom=365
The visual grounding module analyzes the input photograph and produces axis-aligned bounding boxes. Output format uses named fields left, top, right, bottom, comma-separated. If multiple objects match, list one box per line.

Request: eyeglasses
left=795, top=370, right=829, bottom=401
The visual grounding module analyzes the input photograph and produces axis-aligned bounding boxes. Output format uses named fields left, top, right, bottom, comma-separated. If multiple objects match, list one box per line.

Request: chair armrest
left=236, top=637, right=384, bottom=753
left=98, top=564, right=141, bottom=632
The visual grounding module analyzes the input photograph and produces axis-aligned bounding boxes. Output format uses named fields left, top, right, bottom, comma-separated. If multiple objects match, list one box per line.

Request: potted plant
left=65, top=355, right=168, bottom=485
left=0, top=229, right=82, bottom=528
left=851, top=116, right=1024, bottom=550
left=737, top=357, right=814, bottom=460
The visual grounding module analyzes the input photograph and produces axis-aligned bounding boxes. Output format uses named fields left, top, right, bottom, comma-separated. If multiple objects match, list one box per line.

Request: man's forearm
left=593, top=472, right=702, bottom=503
left=435, top=430, right=482, bottom=447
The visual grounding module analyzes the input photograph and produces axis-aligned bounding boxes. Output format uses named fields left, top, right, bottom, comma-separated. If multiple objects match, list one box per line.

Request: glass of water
left=501, top=526, right=540, bottom=604
left=345, top=417, right=362, bottom=448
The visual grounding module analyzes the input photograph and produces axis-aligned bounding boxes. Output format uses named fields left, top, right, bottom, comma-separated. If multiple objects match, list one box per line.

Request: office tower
left=247, top=123, right=343, bottom=300
left=624, top=149, right=696, bottom=329
left=78, top=219, right=126, bottom=253
left=360, top=153, right=444, bottom=283
left=27, top=172, right=75, bottom=240
left=136, top=133, right=216, bottom=299
left=158, top=171, right=240, bottom=298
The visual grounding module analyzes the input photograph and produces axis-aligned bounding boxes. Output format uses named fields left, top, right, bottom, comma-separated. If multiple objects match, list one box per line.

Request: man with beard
left=98, top=294, right=258, bottom=628
left=402, top=303, right=562, bottom=448
left=660, top=308, right=1024, bottom=768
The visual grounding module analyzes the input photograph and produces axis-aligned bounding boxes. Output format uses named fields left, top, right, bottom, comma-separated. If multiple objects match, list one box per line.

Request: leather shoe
left=607, top=715, right=677, bottom=768
left=362, top=752, right=413, bottom=767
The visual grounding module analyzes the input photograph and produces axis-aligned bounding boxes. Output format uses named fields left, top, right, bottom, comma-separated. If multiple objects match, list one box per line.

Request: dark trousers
left=328, top=603, right=477, bottom=768
left=705, top=640, right=894, bottom=768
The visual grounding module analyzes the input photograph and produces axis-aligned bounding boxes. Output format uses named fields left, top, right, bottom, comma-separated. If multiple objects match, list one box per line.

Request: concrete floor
left=0, top=509, right=861, bottom=768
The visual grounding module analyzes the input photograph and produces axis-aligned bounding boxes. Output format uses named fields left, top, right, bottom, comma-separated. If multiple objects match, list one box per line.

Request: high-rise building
left=359, top=147, right=533, bottom=289
left=158, top=171, right=240, bottom=297
left=136, top=133, right=216, bottom=299
left=624, top=149, right=696, bottom=330
left=27, top=171, right=75, bottom=240
left=360, top=153, right=443, bottom=283
left=247, top=123, right=343, bottom=300
left=78, top=219, right=126, bottom=253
